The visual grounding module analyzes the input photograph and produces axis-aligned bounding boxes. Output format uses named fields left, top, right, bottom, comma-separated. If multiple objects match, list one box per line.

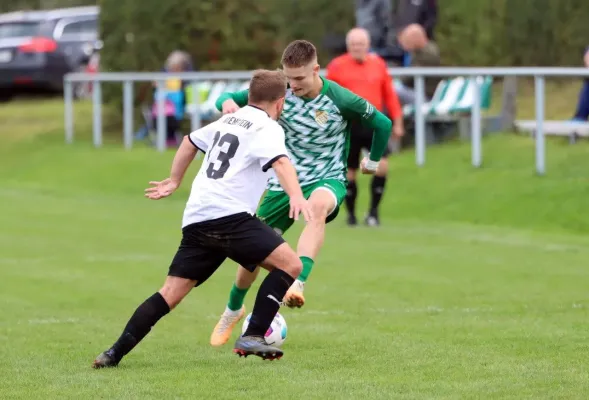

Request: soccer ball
left=241, top=312, right=287, bottom=347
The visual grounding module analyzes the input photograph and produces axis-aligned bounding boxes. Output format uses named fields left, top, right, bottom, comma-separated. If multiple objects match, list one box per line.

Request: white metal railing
left=64, top=67, right=589, bottom=175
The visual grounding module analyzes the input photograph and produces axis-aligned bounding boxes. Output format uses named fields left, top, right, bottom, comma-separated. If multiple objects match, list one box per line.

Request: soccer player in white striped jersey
left=210, top=40, right=393, bottom=347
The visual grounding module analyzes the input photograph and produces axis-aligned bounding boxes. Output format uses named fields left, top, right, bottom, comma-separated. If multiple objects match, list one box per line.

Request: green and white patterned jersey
left=215, top=77, right=392, bottom=191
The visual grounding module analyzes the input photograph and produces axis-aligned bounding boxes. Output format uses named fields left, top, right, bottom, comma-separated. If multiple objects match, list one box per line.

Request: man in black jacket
left=392, top=0, right=437, bottom=41
left=355, top=0, right=438, bottom=66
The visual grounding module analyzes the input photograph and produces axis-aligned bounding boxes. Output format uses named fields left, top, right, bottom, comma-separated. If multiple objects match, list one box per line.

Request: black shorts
left=347, top=120, right=392, bottom=170
left=168, top=212, right=285, bottom=286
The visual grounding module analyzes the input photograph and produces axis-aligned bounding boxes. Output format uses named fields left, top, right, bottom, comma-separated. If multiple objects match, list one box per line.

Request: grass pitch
left=1, top=98, right=588, bottom=399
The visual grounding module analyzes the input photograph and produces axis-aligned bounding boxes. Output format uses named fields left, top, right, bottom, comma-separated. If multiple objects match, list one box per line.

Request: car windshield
left=0, top=22, right=40, bottom=38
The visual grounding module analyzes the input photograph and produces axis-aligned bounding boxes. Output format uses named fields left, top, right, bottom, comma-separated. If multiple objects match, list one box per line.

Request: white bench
left=515, top=120, right=589, bottom=144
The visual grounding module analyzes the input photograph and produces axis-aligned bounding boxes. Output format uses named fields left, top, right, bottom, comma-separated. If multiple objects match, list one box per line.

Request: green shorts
left=257, top=179, right=347, bottom=234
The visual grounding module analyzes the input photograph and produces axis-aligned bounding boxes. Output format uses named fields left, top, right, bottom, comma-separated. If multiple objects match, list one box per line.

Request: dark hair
left=281, top=40, right=317, bottom=67
left=248, top=69, right=287, bottom=104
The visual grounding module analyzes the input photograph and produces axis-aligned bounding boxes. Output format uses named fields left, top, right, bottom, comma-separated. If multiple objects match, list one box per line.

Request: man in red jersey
left=326, top=27, right=404, bottom=227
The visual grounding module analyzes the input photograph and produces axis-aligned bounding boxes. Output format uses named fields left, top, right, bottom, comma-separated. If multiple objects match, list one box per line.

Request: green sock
left=227, top=283, right=249, bottom=311
left=298, top=256, right=315, bottom=282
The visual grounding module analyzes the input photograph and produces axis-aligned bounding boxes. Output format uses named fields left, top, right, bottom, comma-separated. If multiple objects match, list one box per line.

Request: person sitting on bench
left=572, top=47, right=589, bottom=122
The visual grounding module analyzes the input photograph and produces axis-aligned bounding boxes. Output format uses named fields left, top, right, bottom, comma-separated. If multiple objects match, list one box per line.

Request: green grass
left=1, top=97, right=589, bottom=399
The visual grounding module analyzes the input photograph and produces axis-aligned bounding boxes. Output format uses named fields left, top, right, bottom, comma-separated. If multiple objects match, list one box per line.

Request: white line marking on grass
left=0, top=257, right=46, bottom=265
left=84, top=254, right=161, bottom=263
left=27, top=318, right=79, bottom=325
left=294, top=303, right=588, bottom=317
left=370, top=223, right=589, bottom=253
left=0, top=254, right=163, bottom=265
left=302, top=306, right=492, bottom=316
left=205, top=303, right=586, bottom=322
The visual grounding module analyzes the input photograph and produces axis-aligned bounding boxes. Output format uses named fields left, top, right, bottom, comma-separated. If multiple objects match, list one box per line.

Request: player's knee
left=311, top=206, right=329, bottom=223
left=158, top=288, right=182, bottom=310
left=310, top=198, right=331, bottom=222
left=282, top=256, right=302, bottom=279
left=159, top=277, right=194, bottom=309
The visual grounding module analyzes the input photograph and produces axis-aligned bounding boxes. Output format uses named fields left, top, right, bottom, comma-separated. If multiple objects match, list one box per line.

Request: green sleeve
left=367, top=111, right=393, bottom=162
left=215, top=89, right=249, bottom=111
left=328, top=82, right=392, bottom=162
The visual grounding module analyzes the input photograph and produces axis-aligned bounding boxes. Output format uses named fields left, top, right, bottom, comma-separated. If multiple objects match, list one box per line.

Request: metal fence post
left=123, top=80, right=134, bottom=150
left=190, top=81, right=203, bottom=159
left=190, top=81, right=202, bottom=132
left=92, top=80, right=102, bottom=147
left=471, top=76, right=482, bottom=167
left=534, top=76, right=546, bottom=175
left=156, top=80, right=166, bottom=152
left=414, top=76, right=426, bottom=166
left=64, top=79, right=74, bottom=144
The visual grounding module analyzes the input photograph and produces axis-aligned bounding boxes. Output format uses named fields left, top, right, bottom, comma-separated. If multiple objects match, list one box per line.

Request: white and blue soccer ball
left=241, top=312, right=287, bottom=347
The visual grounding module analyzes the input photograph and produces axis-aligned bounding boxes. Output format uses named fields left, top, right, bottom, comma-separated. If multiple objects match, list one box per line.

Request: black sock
left=345, top=180, right=358, bottom=218
left=110, top=292, right=170, bottom=360
left=243, top=269, right=294, bottom=337
left=370, top=176, right=387, bottom=215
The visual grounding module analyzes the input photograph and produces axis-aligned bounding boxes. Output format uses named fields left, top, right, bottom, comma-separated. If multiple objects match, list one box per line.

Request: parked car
left=0, top=6, right=99, bottom=98
left=73, top=39, right=101, bottom=99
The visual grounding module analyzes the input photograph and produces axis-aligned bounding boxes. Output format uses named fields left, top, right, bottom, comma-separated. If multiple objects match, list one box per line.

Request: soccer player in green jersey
left=210, top=40, right=392, bottom=346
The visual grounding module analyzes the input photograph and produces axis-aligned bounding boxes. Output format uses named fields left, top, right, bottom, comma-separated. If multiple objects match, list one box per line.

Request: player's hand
left=393, top=121, right=405, bottom=138
left=221, top=99, right=240, bottom=114
left=360, top=157, right=378, bottom=175
left=145, top=178, right=179, bottom=200
left=289, top=195, right=313, bottom=222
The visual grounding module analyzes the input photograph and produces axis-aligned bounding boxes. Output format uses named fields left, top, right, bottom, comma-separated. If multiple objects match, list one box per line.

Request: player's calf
left=366, top=157, right=388, bottom=227
left=235, top=243, right=301, bottom=359
left=284, top=188, right=335, bottom=308
left=92, top=277, right=194, bottom=369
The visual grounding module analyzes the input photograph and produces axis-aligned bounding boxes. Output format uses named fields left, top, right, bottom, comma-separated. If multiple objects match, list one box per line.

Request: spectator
left=136, top=50, right=194, bottom=147
left=572, top=47, right=589, bottom=121
left=151, top=51, right=193, bottom=147
left=326, top=27, right=404, bottom=227
left=355, top=0, right=437, bottom=66
left=354, top=0, right=397, bottom=63
left=391, top=0, right=437, bottom=41
left=395, top=23, right=441, bottom=105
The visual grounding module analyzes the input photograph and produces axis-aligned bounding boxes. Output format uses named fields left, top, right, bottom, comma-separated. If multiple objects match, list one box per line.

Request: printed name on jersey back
left=183, top=106, right=287, bottom=226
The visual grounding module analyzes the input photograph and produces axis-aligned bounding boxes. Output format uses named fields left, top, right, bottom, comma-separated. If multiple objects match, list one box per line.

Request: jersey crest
left=314, top=110, right=329, bottom=127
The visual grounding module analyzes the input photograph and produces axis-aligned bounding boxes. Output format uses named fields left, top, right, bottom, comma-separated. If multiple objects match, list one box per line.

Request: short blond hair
left=281, top=40, right=317, bottom=68
left=248, top=69, right=287, bottom=104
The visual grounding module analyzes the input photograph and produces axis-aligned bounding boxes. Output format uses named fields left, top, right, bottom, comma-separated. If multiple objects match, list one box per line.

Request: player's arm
left=255, top=126, right=311, bottom=221
left=271, top=157, right=304, bottom=201
left=145, top=128, right=207, bottom=200
left=365, top=109, right=392, bottom=166
left=215, top=89, right=249, bottom=112
left=341, top=89, right=392, bottom=169
left=169, top=136, right=199, bottom=185
left=271, top=157, right=312, bottom=222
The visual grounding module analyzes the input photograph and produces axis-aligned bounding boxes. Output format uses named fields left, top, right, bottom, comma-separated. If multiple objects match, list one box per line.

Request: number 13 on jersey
left=206, top=131, right=240, bottom=180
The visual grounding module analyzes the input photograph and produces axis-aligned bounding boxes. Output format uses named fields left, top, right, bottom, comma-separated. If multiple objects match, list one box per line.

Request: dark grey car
left=0, top=6, right=99, bottom=95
